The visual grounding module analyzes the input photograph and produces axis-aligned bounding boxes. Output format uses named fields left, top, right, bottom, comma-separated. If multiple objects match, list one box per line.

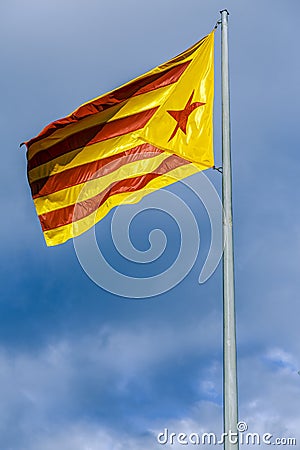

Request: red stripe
left=26, top=61, right=190, bottom=149
left=28, top=107, right=158, bottom=171
left=30, top=144, right=163, bottom=198
left=39, top=155, right=190, bottom=232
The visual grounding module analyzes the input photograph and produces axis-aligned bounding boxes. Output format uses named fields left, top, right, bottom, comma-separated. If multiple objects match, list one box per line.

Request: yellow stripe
left=28, top=133, right=146, bottom=184
left=27, top=85, right=174, bottom=160
left=34, top=152, right=170, bottom=215
left=43, top=163, right=200, bottom=246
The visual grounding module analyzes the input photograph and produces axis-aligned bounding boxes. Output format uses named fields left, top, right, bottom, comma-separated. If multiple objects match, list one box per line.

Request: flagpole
left=220, top=10, right=239, bottom=450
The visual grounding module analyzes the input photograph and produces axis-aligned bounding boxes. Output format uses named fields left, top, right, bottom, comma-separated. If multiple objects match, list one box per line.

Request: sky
left=1, top=0, right=300, bottom=449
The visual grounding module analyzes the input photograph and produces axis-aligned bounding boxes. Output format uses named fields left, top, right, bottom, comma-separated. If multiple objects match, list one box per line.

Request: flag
left=25, top=31, right=214, bottom=246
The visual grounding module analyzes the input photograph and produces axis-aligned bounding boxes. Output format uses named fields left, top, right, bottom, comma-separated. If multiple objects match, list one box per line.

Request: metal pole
left=220, top=9, right=239, bottom=450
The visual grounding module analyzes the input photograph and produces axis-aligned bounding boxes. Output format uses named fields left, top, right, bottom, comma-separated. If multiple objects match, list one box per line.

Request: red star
left=167, top=91, right=205, bottom=142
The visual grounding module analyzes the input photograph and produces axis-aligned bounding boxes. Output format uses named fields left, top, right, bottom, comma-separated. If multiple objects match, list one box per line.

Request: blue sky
left=1, top=1, right=300, bottom=448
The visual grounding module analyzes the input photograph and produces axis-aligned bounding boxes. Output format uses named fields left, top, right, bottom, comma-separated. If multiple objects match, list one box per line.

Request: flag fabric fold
left=25, top=31, right=214, bottom=246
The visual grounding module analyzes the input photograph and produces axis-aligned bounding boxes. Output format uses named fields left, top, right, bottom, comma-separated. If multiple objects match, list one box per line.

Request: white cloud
left=0, top=326, right=299, bottom=449
left=30, top=422, right=150, bottom=450
left=0, top=317, right=220, bottom=447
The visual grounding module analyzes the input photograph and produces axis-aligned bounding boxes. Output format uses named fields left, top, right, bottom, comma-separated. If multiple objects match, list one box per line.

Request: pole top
left=220, top=9, right=230, bottom=15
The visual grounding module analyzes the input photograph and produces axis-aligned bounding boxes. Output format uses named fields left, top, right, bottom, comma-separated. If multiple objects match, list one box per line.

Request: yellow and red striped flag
left=25, top=31, right=214, bottom=246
